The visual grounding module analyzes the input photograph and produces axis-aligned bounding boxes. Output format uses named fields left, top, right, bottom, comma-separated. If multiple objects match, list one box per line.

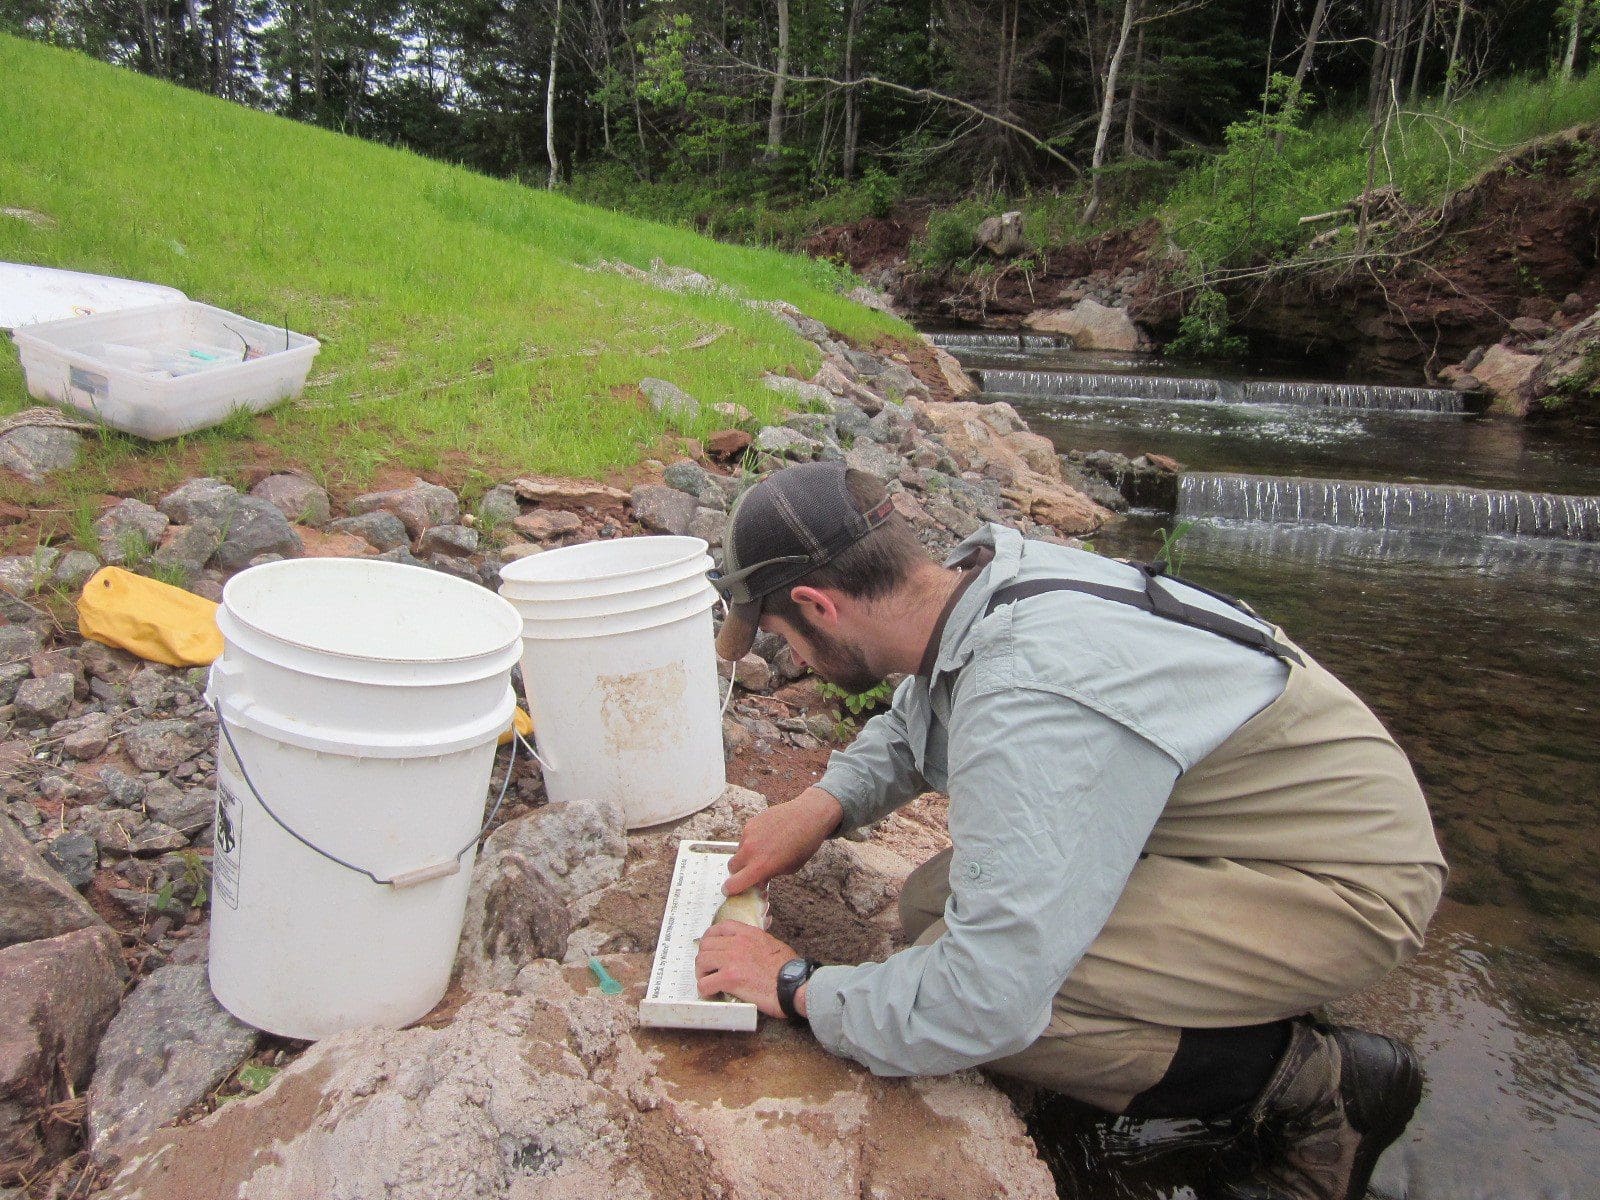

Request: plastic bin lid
left=0, top=262, right=187, bottom=331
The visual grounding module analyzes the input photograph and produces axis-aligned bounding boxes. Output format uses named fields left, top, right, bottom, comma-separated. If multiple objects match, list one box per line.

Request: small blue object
left=588, top=957, right=623, bottom=995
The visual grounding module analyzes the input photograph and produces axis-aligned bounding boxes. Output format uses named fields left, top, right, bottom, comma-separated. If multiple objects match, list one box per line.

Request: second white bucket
left=499, top=536, right=726, bottom=828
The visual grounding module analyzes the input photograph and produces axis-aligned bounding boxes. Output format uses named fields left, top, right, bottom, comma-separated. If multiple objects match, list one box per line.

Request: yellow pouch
left=499, top=705, right=534, bottom=747
left=76, top=566, right=223, bottom=667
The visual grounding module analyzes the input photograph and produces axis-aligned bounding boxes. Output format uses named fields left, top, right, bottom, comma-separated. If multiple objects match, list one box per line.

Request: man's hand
left=695, top=921, right=802, bottom=1019
left=723, top=787, right=844, bottom=896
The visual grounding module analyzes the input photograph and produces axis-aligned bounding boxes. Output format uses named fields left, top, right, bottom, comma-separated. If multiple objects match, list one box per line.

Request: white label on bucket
left=213, top=784, right=243, bottom=910
left=640, top=840, right=758, bottom=1032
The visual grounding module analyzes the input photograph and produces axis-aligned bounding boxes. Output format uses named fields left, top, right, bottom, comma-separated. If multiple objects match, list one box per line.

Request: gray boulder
left=87, top=963, right=258, bottom=1165
left=763, top=373, right=837, bottom=408
left=0, top=549, right=57, bottom=597
left=53, top=549, right=102, bottom=589
left=844, top=442, right=903, bottom=482
left=150, top=518, right=223, bottom=580
left=349, top=479, right=460, bottom=538
left=0, top=423, right=82, bottom=482
left=0, top=814, right=107, bottom=948
left=250, top=473, right=330, bottom=527
left=14, top=673, right=74, bottom=728
left=662, top=460, right=711, bottom=497
left=122, top=719, right=205, bottom=773
left=0, top=925, right=124, bottom=1180
left=417, top=524, right=479, bottom=557
left=510, top=509, right=582, bottom=542
left=0, top=660, right=33, bottom=704
left=640, top=377, right=699, bottom=421
left=455, top=797, right=626, bottom=989
left=477, top=484, right=522, bottom=527
left=61, top=712, right=115, bottom=760
left=1024, top=298, right=1153, bottom=352
left=630, top=484, right=697, bottom=535
left=142, top=781, right=214, bottom=836
left=96, top=499, right=170, bottom=563
left=158, top=478, right=238, bottom=527
left=784, top=412, right=838, bottom=443
left=208, top=497, right=302, bottom=571
left=41, top=831, right=98, bottom=890
left=687, top=506, right=725, bottom=547
left=0, top=626, right=43, bottom=664
left=754, top=426, right=819, bottom=458
left=976, top=210, right=1027, bottom=257
left=328, top=510, right=410, bottom=552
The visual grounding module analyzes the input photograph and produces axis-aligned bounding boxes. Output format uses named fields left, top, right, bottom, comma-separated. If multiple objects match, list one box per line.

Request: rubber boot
left=1212, top=1021, right=1423, bottom=1200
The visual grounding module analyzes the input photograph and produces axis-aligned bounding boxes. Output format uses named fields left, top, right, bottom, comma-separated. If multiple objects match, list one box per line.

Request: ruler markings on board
left=640, top=840, right=758, bottom=1031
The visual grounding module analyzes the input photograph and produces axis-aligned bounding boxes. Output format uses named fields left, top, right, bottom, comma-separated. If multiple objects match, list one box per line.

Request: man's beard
left=792, top=609, right=883, bottom=695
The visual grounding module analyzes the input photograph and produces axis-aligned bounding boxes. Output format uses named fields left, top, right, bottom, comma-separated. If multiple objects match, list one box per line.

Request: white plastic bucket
left=205, top=558, right=523, bottom=1040
left=499, top=537, right=726, bottom=828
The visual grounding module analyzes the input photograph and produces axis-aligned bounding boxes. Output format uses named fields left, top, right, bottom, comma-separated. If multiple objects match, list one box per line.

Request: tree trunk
left=1123, top=24, right=1144, bottom=156
left=546, top=0, right=563, bottom=188
left=1442, top=0, right=1467, bottom=101
left=1409, top=0, right=1432, bottom=99
left=310, top=0, right=325, bottom=119
left=1291, top=0, right=1332, bottom=88
left=1083, top=0, right=1138, bottom=224
left=1367, top=0, right=1396, bottom=123
left=765, top=0, right=790, bottom=159
left=1276, top=0, right=1331, bottom=148
left=841, top=0, right=864, bottom=178
left=1563, top=0, right=1583, bottom=79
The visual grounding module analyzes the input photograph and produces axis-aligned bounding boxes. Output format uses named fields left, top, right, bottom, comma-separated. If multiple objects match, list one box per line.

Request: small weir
left=979, top=368, right=1465, bottom=414
left=929, top=331, right=1068, bottom=352
left=1179, top=472, right=1600, bottom=541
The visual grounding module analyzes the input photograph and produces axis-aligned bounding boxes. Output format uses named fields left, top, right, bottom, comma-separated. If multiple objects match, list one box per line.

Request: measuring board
left=640, top=840, right=759, bottom=1031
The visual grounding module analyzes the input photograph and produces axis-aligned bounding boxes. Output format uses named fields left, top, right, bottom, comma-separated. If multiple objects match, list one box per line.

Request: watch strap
left=776, top=957, right=819, bottom=1021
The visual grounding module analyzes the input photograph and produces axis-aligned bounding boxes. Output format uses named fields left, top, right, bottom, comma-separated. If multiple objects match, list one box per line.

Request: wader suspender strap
left=984, top=563, right=1305, bottom=667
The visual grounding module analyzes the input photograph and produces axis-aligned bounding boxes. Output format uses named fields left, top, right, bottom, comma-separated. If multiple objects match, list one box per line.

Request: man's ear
left=788, top=585, right=840, bottom=625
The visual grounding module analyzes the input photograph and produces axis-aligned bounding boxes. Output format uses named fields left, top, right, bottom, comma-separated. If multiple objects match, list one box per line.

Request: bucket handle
left=213, top=701, right=517, bottom=890
left=715, top=598, right=737, bottom=719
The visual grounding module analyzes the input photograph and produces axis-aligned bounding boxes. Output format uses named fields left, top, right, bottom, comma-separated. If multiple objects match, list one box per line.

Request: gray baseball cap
left=710, top=462, right=894, bottom=660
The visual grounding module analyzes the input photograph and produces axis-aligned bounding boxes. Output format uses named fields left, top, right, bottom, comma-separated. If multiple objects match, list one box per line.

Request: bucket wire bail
left=715, top=595, right=737, bottom=718
left=213, top=699, right=517, bottom=890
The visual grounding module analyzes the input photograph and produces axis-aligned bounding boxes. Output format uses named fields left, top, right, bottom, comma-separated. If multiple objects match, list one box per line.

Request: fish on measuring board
left=711, top=886, right=769, bottom=930
left=707, top=886, right=769, bottom=1004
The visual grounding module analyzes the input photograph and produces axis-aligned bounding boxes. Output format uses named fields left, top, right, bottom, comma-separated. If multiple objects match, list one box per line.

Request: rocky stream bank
left=810, top=125, right=1600, bottom=422
left=0, top=301, right=1157, bottom=1198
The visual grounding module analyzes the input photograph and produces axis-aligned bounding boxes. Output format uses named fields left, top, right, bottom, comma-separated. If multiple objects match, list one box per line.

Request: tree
left=546, top=0, right=561, bottom=185
left=1084, top=0, right=1138, bottom=222
left=764, top=0, right=789, bottom=158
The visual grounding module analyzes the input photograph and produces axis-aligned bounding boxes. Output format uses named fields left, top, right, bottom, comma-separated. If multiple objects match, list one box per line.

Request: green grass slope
left=0, top=35, right=905, bottom=495
left=1160, top=70, right=1600, bottom=270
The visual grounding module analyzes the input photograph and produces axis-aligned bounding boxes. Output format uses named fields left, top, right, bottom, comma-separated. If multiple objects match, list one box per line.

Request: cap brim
left=716, top=601, right=760, bottom=661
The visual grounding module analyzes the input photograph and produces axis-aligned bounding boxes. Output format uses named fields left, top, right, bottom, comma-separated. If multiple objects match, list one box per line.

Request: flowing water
left=928, top=329, right=1600, bottom=1200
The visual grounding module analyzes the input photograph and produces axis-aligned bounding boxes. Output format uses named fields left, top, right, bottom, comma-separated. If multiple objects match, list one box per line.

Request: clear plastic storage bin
left=10, top=301, right=320, bottom=440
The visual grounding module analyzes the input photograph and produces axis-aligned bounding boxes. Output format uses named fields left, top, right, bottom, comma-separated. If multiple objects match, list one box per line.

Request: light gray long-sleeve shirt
left=804, top=523, right=1289, bottom=1076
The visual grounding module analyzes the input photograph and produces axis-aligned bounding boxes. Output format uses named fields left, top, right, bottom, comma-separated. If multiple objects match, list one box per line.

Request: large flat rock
left=102, top=959, right=1052, bottom=1200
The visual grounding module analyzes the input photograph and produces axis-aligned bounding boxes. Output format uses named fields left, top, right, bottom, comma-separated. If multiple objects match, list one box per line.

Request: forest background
left=3, top=0, right=1596, bottom=270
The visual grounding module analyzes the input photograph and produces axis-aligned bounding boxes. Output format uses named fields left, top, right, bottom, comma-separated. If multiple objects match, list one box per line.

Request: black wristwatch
left=776, top=957, right=820, bottom=1022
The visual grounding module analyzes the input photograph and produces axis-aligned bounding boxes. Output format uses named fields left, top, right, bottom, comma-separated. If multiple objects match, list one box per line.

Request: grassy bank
left=0, top=34, right=905, bottom=510
left=1159, top=70, right=1600, bottom=270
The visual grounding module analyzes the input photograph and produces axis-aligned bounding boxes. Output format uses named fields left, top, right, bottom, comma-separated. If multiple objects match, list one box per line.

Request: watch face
left=779, top=958, right=810, bottom=985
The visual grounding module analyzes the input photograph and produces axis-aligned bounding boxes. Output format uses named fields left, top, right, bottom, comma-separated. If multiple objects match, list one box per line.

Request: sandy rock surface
left=102, top=953, right=1050, bottom=1200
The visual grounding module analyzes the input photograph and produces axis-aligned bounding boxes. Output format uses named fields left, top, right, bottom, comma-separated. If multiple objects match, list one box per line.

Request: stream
left=929, top=330, right=1600, bottom=1200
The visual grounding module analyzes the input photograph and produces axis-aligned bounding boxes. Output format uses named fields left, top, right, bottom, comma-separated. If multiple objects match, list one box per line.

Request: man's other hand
left=695, top=921, right=801, bottom=1019
left=724, top=787, right=844, bottom=895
